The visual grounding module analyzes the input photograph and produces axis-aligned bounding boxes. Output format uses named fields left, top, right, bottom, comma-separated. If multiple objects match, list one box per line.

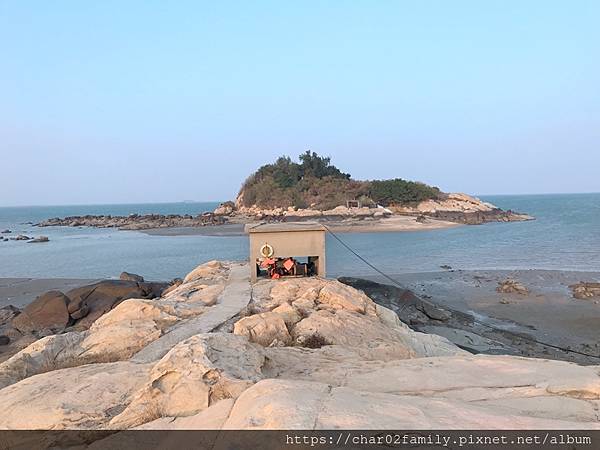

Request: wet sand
left=143, top=223, right=246, bottom=236
left=363, top=269, right=600, bottom=359
left=0, top=278, right=98, bottom=308
left=142, top=216, right=460, bottom=236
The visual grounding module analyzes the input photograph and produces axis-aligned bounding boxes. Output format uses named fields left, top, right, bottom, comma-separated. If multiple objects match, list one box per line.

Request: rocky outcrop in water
left=392, top=193, right=534, bottom=224
left=27, top=236, right=49, bottom=243
left=36, top=213, right=227, bottom=230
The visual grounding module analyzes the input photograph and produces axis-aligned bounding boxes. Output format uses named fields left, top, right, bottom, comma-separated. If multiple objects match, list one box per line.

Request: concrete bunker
left=245, top=222, right=326, bottom=282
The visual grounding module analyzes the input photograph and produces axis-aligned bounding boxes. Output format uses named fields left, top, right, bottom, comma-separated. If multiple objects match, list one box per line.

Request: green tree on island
left=239, top=151, right=441, bottom=209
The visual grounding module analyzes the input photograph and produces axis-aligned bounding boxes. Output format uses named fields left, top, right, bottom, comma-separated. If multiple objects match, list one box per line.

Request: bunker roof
left=244, top=221, right=326, bottom=234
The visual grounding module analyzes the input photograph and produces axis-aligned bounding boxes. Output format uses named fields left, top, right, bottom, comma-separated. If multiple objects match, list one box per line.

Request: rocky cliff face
left=0, top=261, right=596, bottom=434
left=391, top=193, right=534, bottom=224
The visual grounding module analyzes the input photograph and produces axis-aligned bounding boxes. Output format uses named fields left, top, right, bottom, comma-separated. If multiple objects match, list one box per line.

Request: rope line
left=322, top=223, right=600, bottom=361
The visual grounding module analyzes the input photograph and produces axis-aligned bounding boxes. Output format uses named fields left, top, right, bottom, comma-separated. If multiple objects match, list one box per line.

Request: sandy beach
left=141, top=216, right=460, bottom=236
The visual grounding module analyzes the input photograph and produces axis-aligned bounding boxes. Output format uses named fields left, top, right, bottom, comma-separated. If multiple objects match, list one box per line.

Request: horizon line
left=2, top=191, right=599, bottom=209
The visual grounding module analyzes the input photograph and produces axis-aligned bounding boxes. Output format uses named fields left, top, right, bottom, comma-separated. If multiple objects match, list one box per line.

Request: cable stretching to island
left=321, top=223, right=600, bottom=361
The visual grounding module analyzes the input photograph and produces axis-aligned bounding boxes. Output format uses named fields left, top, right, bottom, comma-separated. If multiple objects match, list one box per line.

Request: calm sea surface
left=0, top=194, right=599, bottom=280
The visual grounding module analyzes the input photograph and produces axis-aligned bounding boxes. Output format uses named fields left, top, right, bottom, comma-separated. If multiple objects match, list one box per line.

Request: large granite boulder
left=66, top=279, right=168, bottom=329
left=120, top=271, right=145, bottom=282
left=213, top=201, right=235, bottom=216
left=11, top=291, right=70, bottom=334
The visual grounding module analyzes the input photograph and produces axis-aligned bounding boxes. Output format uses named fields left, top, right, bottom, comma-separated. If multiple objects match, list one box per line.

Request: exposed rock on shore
left=0, top=277, right=171, bottom=364
left=497, top=279, right=530, bottom=295
left=120, top=271, right=144, bottom=282
left=27, top=235, right=49, bottom=243
left=339, top=276, right=599, bottom=365
left=0, top=262, right=597, bottom=434
left=570, top=282, right=600, bottom=300
left=11, top=291, right=71, bottom=334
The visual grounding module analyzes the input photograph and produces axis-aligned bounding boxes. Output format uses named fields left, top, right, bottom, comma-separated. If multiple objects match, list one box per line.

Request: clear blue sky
left=1, top=1, right=598, bottom=206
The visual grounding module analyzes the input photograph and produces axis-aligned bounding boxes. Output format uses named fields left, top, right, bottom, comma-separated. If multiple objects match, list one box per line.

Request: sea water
left=0, top=194, right=599, bottom=280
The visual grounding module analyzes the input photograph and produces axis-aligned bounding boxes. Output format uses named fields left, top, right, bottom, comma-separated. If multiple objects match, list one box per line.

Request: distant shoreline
left=140, top=216, right=461, bottom=237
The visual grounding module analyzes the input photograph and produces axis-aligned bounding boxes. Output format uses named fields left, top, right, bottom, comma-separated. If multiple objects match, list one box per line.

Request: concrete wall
left=249, top=230, right=326, bottom=282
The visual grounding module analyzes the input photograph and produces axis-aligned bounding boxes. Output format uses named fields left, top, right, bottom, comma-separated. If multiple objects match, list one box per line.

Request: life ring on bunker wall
left=260, top=243, right=274, bottom=258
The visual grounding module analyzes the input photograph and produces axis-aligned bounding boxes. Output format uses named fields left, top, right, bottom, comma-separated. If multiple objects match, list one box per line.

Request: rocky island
left=0, top=260, right=597, bottom=440
left=36, top=152, right=533, bottom=233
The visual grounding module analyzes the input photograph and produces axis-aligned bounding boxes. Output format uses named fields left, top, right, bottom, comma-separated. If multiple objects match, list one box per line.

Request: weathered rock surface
left=0, top=279, right=171, bottom=365
left=0, top=261, right=597, bottom=433
left=110, top=333, right=263, bottom=429
left=11, top=291, right=70, bottom=334
left=497, top=279, right=530, bottom=295
left=66, top=279, right=168, bottom=329
left=233, top=312, right=292, bottom=347
left=0, top=261, right=232, bottom=390
left=392, top=193, right=534, bottom=224
left=120, top=271, right=145, bottom=282
left=570, top=282, right=600, bottom=300
left=222, top=373, right=599, bottom=429
left=213, top=201, right=235, bottom=216
left=136, top=398, right=235, bottom=430
left=182, top=260, right=226, bottom=283
left=0, top=299, right=179, bottom=389
left=0, top=361, right=150, bottom=429
left=237, top=278, right=462, bottom=358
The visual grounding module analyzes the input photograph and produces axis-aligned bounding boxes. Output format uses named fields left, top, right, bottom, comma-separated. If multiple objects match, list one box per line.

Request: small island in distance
left=37, top=151, right=533, bottom=233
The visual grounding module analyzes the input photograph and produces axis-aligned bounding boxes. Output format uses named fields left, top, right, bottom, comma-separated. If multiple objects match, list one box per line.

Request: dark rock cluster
left=427, top=209, right=533, bottom=225
left=0, top=277, right=171, bottom=360
left=36, top=213, right=227, bottom=230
